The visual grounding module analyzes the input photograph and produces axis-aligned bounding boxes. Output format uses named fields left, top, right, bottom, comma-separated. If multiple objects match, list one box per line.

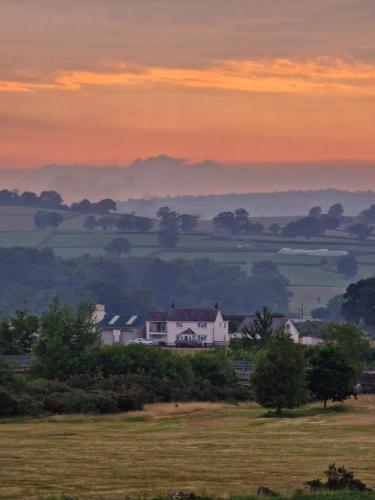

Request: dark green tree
left=337, top=255, right=358, bottom=278
left=31, top=300, right=100, bottom=379
left=347, top=222, right=373, bottom=241
left=307, top=344, right=358, bottom=408
left=242, top=306, right=274, bottom=349
left=178, top=213, right=199, bottom=233
left=328, top=203, right=344, bottom=218
left=309, top=206, right=322, bottom=217
left=104, top=237, right=132, bottom=257
left=83, top=215, right=97, bottom=230
left=269, top=223, right=281, bottom=235
left=342, top=278, right=375, bottom=326
left=251, top=331, right=307, bottom=415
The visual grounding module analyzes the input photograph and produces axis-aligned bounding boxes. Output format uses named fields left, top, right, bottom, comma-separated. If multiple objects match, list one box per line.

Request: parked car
left=175, top=339, right=203, bottom=348
left=132, top=338, right=154, bottom=345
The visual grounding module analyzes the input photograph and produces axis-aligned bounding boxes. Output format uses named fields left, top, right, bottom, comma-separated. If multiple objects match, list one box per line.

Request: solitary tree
left=307, top=344, right=358, bottom=408
left=328, top=203, right=344, bottom=218
left=251, top=331, right=307, bottom=415
left=104, top=237, right=132, bottom=256
left=337, top=255, right=358, bottom=278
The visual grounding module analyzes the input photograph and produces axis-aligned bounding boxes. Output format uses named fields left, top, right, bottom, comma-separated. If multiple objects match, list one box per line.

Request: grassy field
left=1, top=397, right=375, bottom=499
left=2, top=205, right=375, bottom=315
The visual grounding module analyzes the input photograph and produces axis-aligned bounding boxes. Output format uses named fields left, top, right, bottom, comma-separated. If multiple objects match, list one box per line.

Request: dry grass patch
left=1, top=398, right=375, bottom=499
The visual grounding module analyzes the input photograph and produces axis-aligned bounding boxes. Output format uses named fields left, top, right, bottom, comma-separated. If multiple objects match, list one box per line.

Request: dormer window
left=198, top=322, right=207, bottom=328
left=176, top=322, right=183, bottom=327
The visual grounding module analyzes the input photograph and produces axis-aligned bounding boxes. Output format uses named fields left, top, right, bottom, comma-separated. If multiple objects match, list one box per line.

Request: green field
left=1, top=397, right=374, bottom=499
left=2, top=206, right=375, bottom=315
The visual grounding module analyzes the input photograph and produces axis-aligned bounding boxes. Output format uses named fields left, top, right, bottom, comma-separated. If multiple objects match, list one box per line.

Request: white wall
left=146, top=310, right=229, bottom=345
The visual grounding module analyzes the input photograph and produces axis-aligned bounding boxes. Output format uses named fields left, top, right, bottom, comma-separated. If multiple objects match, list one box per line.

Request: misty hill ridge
left=2, top=155, right=375, bottom=211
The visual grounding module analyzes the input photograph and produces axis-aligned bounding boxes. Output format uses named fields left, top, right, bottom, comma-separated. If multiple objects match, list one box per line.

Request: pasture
left=1, top=397, right=375, bottom=499
left=2, top=205, right=375, bottom=315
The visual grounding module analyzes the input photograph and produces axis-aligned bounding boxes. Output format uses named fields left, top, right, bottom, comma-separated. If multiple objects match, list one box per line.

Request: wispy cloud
left=2, top=58, right=375, bottom=95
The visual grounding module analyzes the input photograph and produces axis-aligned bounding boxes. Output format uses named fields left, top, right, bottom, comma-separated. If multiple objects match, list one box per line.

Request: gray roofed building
left=93, top=305, right=145, bottom=345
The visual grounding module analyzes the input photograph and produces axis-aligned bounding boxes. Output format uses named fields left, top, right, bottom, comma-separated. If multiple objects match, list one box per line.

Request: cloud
left=2, top=58, right=375, bottom=96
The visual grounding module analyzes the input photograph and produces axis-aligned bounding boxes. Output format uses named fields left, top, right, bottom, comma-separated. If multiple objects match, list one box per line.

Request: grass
left=1, top=397, right=375, bottom=499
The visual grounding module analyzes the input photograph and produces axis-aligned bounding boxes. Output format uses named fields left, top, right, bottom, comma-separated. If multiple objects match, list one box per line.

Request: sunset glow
left=1, top=0, right=375, bottom=170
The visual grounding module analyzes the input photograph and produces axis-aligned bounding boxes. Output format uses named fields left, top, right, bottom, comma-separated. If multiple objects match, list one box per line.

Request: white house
left=146, top=304, right=229, bottom=345
left=227, top=315, right=300, bottom=343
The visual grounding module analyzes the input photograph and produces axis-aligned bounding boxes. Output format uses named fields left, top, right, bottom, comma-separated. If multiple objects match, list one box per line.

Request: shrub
left=0, top=388, right=17, bottom=417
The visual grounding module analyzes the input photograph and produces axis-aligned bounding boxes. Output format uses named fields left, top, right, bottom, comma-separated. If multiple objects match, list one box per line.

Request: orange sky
left=1, top=0, right=375, bottom=169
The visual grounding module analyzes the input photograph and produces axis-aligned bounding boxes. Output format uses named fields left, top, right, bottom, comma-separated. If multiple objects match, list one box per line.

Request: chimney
left=170, top=302, right=175, bottom=309
left=214, top=302, right=219, bottom=310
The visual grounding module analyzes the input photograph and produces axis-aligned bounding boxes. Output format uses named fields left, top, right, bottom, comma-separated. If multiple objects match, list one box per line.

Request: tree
left=84, top=215, right=97, bottom=230
left=249, top=261, right=292, bottom=313
left=242, top=306, right=274, bottom=349
left=347, top=222, right=373, bottom=240
left=19, top=191, right=39, bottom=207
left=40, top=190, right=63, bottom=209
left=319, top=215, right=340, bottom=230
left=0, top=189, right=16, bottom=206
left=307, top=344, right=358, bottom=408
left=251, top=331, right=307, bottom=415
left=360, top=204, right=375, bottom=223
left=158, top=229, right=179, bottom=248
left=33, top=211, right=63, bottom=229
left=309, top=206, right=322, bottom=217
left=104, top=237, right=132, bottom=257
left=328, top=203, right=344, bottom=218
left=269, top=223, right=281, bottom=235
left=96, top=216, right=116, bottom=230
left=212, top=211, right=236, bottom=233
left=157, top=207, right=179, bottom=248
left=321, top=322, right=370, bottom=370
left=94, top=198, right=117, bottom=213
left=311, top=295, right=344, bottom=321
left=282, top=217, right=322, bottom=238
left=343, top=277, right=375, bottom=326
left=248, top=222, right=265, bottom=235
left=337, top=255, right=358, bottom=278
left=31, top=300, right=100, bottom=379
left=178, top=213, right=199, bottom=233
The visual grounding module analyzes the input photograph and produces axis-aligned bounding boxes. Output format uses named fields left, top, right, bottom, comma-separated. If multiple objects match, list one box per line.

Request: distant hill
left=3, top=155, right=375, bottom=203
left=118, top=190, right=375, bottom=218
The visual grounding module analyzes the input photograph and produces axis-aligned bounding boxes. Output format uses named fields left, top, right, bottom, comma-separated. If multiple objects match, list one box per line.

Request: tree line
left=0, top=248, right=291, bottom=316
left=0, top=188, right=116, bottom=213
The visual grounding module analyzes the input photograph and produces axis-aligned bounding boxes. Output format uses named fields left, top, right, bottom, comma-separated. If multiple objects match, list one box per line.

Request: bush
left=0, top=388, right=17, bottom=417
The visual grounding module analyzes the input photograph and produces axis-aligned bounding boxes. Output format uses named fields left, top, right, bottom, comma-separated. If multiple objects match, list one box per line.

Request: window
left=199, top=335, right=207, bottom=342
left=176, top=322, right=183, bottom=327
left=198, top=322, right=207, bottom=328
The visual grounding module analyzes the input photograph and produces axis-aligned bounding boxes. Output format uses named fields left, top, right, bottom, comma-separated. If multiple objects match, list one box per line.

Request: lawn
left=1, top=397, right=375, bottom=499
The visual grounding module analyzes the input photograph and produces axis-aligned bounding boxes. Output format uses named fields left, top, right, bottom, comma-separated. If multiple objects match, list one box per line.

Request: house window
left=176, top=322, right=183, bottom=328
left=199, top=335, right=207, bottom=342
left=198, top=322, right=207, bottom=328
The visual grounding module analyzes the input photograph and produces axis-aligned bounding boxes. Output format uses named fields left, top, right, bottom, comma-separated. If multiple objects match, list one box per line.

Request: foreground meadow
left=1, top=397, right=375, bottom=499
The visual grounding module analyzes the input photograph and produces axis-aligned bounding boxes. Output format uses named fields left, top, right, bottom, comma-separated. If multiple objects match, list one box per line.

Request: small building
left=0, top=354, right=32, bottom=372
left=226, top=315, right=300, bottom=343
left=146, top=304, right=229, bottom=346
left=93, top=304, right=145, bottom=345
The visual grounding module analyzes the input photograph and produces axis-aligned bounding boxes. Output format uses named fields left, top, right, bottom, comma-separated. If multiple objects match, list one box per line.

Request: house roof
left=96, top=314, right=144, bottom=330
left=180, top=328, right=197, bottom=336
left=236, top=316, right=292, bottom=333
left=148, top=307, right=219, bottom=322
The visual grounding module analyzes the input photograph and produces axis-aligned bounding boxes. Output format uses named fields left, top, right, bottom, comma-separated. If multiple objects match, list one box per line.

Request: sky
left=1, top=0, right=375, bottom=174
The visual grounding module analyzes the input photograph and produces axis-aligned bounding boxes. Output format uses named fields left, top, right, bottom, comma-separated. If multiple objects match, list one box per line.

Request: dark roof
left=180, top=328, right=197, bottom=335
left=96, top=314, right=144, bottom=330
left=236, top=316, right=292, bottom=333
left=148, top=308, right=219, bottom=322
